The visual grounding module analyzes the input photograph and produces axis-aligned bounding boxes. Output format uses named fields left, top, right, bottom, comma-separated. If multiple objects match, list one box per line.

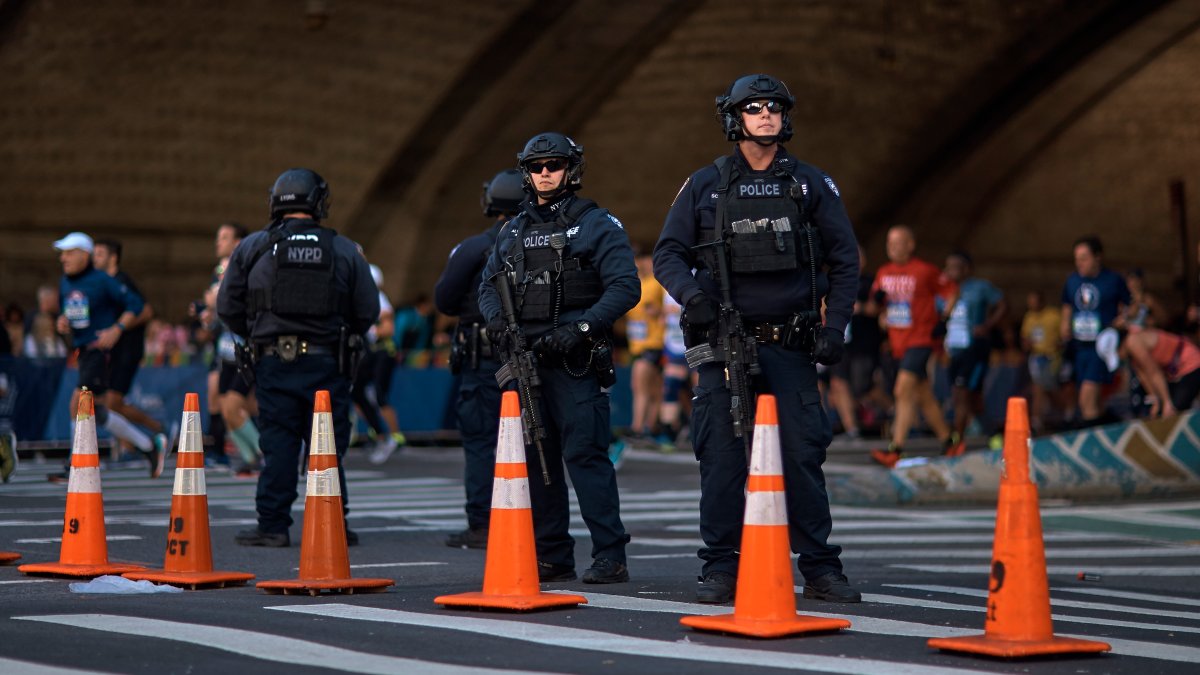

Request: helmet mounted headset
left=715, top=74, right=795, bottom=145
left=269, top=168, right=330, bottom=221
left=516, top=132, right=585, bottom=200
left=481, top=168, right=525, bottom=217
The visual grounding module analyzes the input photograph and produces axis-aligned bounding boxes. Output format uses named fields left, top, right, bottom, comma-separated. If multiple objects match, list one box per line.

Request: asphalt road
left=1, top=442, right=1199, bottom=674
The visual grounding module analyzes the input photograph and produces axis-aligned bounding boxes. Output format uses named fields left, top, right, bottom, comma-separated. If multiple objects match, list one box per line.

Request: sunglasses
left=526, top=159, right=567, bottom=173
left=742, top=100, right=785, bottom=115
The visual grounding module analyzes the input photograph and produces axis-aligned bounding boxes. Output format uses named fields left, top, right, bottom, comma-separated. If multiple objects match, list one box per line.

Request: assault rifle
left=685, top=237, right=761, bottom=457
left=491, top=268, right=552, bottom=485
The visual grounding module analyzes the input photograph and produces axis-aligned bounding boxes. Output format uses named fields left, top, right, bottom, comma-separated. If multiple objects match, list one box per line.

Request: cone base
left=0, top=552, right=21, bottom=564
left=681, top=613, right=852, bottom=638
left=928, top=634, right=1111, bottom=658
left=257, top=577, right=394, bottom=596
left=122, top=569, right=255, bottom=589
left=435, top=590, right=587, bottom=612
left=19, top=562, right=147, bottom=578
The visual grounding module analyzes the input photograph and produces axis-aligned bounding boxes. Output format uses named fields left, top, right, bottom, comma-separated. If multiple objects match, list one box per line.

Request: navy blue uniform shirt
left=60, top=265, right=145, bottom=347
left=478, top=196, right=639, bottom=339
left=653, top=146, right=859, bottom=332
left=435, top=220, right=504, bottom=321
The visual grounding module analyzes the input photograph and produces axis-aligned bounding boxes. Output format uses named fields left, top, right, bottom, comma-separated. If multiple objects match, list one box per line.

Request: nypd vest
left=700, top=155, right=822, bottom=275
left=248, top=225, right=340, bottom=318
left=508, top=198, right=603, bottom=322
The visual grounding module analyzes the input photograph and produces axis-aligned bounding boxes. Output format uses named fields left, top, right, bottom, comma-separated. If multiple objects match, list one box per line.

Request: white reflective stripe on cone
left=743, top=490, right=787, bottom=526
left=495, top=418, right=526, bottom=464
left=749, top=426, right=782, bottom=476
left=173, top=468, right=207, bottom=496
left=309, top=414, right=337, bottom=456
left=178, top=411, right=203, bottom=453
left=67, top=466, right=102, bottom=494
left=306, top=467, right=342, bottom=497
left=491, top=476, right=531, bottom=510
left=73, top=418, right=99, bottom=456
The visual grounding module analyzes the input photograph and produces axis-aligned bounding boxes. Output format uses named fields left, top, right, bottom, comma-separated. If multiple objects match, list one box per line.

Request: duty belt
left=746, top=321, right=789, bottom=345
left=258, top=337, right=335, bottom=360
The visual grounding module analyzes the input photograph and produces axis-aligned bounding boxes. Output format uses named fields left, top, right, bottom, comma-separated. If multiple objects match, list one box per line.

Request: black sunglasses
left=526, top=159, right=567, bottom=173
left=742, top=100, right=785, bottom=115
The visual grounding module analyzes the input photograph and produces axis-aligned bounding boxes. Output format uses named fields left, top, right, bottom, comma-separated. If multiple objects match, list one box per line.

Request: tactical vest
left=249, top=225, right=340, bottom=318
left=700, top=155, right=822, bottom=275
left=508, top=198, right=604, bottom=322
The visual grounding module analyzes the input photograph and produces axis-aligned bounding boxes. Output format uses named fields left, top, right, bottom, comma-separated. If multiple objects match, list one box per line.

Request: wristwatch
left=576, top=321, right=591, bottom=334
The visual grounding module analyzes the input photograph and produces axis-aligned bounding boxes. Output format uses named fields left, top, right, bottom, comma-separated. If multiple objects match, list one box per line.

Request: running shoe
left=146, top=433, right=167, bottom=478
left=0, top=432, right=17, bottom=482
left=870, top=447, right=902, bottom=468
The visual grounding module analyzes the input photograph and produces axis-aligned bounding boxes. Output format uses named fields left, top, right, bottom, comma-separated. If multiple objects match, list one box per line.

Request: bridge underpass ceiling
left=2, top=0, right=1197, bottom=319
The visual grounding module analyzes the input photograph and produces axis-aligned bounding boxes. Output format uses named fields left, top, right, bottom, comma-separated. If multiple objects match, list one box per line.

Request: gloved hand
left=485, top=317, right=508, bottom=349
left=683, top=294, right=719, bottom=327
left=812, top=326, right=846, bottom=365
left=535, top=322, right=587, bottom=356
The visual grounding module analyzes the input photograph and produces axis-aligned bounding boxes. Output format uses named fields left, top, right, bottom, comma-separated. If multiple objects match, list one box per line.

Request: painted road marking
left=581, top=592, right=1200, bottom=664
left=290, top=562, right=447, bottom=571
left=863, top=592, right=1200, bottom=634
left=844, top=545, right=1200, bottom=560
left=0, top=656, right=114, bottom=674
left=0, top=579, right=55, bottom=585
left=15, top=535, right=141, bottom=544
left=270, top=603, right=992, bottom=675
left=15, top=614, right=547, bottom=675
left=888, top=584, right=1200, bottom=621
left=1057, top=586, right=1200, bottom=607
left=892, top=563, right=1200, bottom=577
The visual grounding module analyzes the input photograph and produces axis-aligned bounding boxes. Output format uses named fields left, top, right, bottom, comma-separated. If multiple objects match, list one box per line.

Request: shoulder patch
left=607, top=214, right=624, bottom=230
left=823, top=175, right=840, bottom=198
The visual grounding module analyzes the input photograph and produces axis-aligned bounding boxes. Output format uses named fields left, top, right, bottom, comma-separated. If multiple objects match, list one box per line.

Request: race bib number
left=886, top=301, right=912, bottom=329
left=627, top=320, right=648, bottom=342
left=217, top=332, right=238, bottom=362
left=64, top=290, right=90, bottom=329
left=945, top=303, right=970, bottom=349
left=1072, top=311, right=1100, bottom=341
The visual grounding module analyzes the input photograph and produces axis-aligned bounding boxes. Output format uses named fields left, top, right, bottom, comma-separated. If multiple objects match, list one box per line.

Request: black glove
left=535, top=322, right=587, bottom=356
left=872, top=289, right=887, bottom=305
left=485, top=317, right=508, bottom=349
left=683, top=294, right=719, bottom=327
left=812, top=326, right=846, bottom=366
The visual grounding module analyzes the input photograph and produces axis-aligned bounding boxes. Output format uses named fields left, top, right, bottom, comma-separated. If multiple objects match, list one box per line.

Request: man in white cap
left=53, top=232, right=166, bottom=479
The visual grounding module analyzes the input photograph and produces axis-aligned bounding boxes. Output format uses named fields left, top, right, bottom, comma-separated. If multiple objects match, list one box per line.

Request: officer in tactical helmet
left=653, top=74, right=862, bottom=603
left=477, top=133, right=639, bottom=583
left=433, top=168, right=524, bottom=549
left=218, top=168, right=379, bottom=548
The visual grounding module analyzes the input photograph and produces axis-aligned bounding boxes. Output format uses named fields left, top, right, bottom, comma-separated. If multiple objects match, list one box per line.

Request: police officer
left=478, top=133, right=639, bottom=583
left=218, top=168, right=379, bottom=548
left=434, top=168, right=523, bottom=549
left=653, top=74, right=862, bottom=603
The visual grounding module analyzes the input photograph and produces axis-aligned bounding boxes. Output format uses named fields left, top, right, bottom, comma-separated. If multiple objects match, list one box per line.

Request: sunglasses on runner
left=526, top=159, right=567, bottom=173
left=742, top=100, right=785, bottom=115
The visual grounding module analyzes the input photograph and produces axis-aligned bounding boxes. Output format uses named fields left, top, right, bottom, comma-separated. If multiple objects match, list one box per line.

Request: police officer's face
left=740, top=99, right=782, bottom=138
left=1073, top=244, right=1100, bottom=277
left=59, top=248, right=90, bottom=275
left=215, top=225, right=241, bottom=259
left=527, top=158, right=567, bottom=201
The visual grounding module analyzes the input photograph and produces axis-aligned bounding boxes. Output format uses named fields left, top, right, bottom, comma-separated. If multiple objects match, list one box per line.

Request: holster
left=234, top=342, right=257, bottom=388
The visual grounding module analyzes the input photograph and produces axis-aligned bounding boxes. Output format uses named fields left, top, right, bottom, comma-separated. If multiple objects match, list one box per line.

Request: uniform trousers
left=456, top=358, right=502, bottom=530
left=690, top=343, right=843, bottom=581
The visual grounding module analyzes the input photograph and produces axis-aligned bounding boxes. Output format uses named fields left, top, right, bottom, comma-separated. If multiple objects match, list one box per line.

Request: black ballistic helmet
left=516, top=132, right=585, bottom=195
left=715, top=74, right=795, bottom=143
left=481, top=168, right=525, bottom=217
left=269, top=168, right=330, bottom=220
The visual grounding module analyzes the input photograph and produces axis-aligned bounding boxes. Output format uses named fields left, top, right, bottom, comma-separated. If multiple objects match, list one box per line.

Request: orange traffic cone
left=928, top=397, right=1110, bottom=657
left=682, top=394, right=851, bottom=637
left=436, top=391, right=586, bottom=611
left=123, top=393, right=254, bottom=589
left=20, top=388, right=146, bottom=578
left=0, top=552, right=20, bottom=564
left=258, top=390, right=393, bottom=596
